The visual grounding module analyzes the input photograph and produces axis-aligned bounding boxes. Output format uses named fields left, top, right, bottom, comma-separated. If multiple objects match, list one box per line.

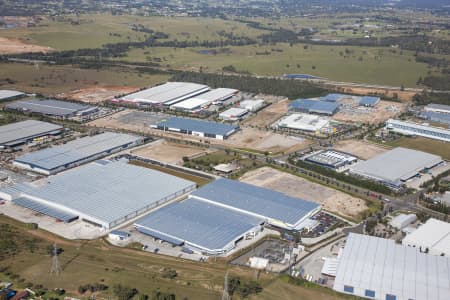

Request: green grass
left=0, top=62, right=169, bottom=95
left=381, top=136, right=450, bottom=160
left=190, top=150, right=237, bottom=165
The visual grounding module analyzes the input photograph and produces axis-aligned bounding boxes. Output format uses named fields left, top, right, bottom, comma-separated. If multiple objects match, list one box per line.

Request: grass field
left=124, top=43, right=430, bottom=87
left=382, top=136, right=450, bottom=160
left=0, top=62, right=169, bottom=95
left=0, top=215, right=359, bottom=300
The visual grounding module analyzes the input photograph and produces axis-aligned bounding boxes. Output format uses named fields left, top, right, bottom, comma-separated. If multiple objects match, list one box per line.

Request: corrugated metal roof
left=3, top=160, right=196, bottom=226
left=289, top=99, right=339, bottom=114
left=155, top=117, right=238, bottom=136
left=333, top=233, right=450, bottom=300
left=0, top=120, right=63, bottom=145
left=0, top=90, right=25, bottom=100
left=14, top=132, right=142, bottom=171
left=135, top=198, right=263, bottom=252
left=420, top=111, right=450, bottom=125
left=122, top=82, right=209, bottom=104
left=425, top=103, right=450, bottom=112
left=6, top=99, right=94, bottom=117
left=350, top=147, right=442, bottom=186
left=193, top=88, right=238, bottom=102
left=402, top=218, right=450, bottom=256
left=359, top=96, right=380, bottom=106
left=12, top=197, right=78, bottom=223
left=190, top=178, right=320, bottom=226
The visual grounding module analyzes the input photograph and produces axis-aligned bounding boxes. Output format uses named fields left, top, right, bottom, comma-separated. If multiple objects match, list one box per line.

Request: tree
left=113, top=284, right=138, bottom=300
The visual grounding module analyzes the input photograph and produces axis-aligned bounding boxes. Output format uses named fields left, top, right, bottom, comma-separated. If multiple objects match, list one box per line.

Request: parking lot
left=301, top=212, right=342, bottom=239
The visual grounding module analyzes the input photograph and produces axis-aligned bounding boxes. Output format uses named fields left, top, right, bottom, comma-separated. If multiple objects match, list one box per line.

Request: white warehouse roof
left=219, top=107, right=248, bottom=120
left=349, top=147, right=442, bottom=187
left=402, top=218, right=450, bottom=257
left=389, top=213, right=417, bottom=229
left=122, top=82, right=209, bottom=105
left=333, top=233, right=450, bottom=300
left=277, top=113, right=329, bottom=132
left=0, top=120, right=63, bottom=147
left=1, top=160, right=196, bottom=229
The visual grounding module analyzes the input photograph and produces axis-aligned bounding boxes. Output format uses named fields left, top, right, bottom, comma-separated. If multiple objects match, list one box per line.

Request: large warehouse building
left=302, top=150, right=358, bottom=171
left=170, top=88, right=238, bottom=111
left=0, top=90, right=26, bottom=101
left=134, top=198, right=264, bottom=255
left=6, top=99, right=98, bottom=120
left=189, top=178, right=321, bottom=230
left=333, top=233, right=450, bottom=300
left=276, top=113, right=330, bottom=132
left=0, top=120, right=63, bottom=150
left=13, top=132, right=143, bottom=175
left=0, top=160, right=196, bottom=229
left=151, top=117, right=238, bottom=140
left=424, top=103, right=450, bottom=114
left=402, top=218, right=450, bottom=257
left=121, top=82, right=209, bottom=105
left=386, top=119, right=450, bottom=142
left=289, top=99, right=339, bottom=116
left=349, top=147, right=443, bottom=188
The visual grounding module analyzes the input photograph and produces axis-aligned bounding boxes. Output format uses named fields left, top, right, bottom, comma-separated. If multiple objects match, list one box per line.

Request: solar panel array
left=13, top=197, right=78, bottom=223
left=190, top=178, right=319, bottom=226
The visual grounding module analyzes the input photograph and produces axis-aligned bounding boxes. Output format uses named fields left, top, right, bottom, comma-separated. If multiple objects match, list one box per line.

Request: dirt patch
left=240, top=167, right=367, bottom=219
left=0, top=37, right=53, bottom=54
left=57, top=85, right=139, bottom=103
left=333, top=100, right=406, bottom=124
left=243, top=99, right=288, bottom=128
left=333, top=140, right=388, bottom=160
left=131, top=139, right=211, bottom=165
left=338, top=86, right=417, bottom=102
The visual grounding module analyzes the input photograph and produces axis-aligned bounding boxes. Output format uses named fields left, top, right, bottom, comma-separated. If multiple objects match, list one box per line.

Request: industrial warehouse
left=13, top=132, right=143, bottom=175
left=134, top=198, right=264, bottom=255
left=349, top=147, right=443, bottom=188
left=189, top=178, right=321, bottom=230
left=0, top=120, right=63, bottom=150
left=0, top=160, right=196, bottom=229
left=333, top=233, right=450, bottom=300
left=121, top=82, right=209, bottom=105
left=219, top=107, right=249, bottom=121
left=289, top=99, right=339, bottom=116
left=151, top=117, right=238, bottom=140
left=170, top=88, right=238, bottom=112
left=276, top=113, right=330, bottom=132
left=6, top=99, right=99, bottom=120
left=0, top=89, right=26, bottom=101
left=301, top=150, right=358, bottom=171
left=386, top=119, right=450, bottom=142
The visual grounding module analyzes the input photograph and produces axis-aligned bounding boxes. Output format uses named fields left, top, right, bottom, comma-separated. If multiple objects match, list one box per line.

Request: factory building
left=170, top=88, right=238, bottom=112
left=389, top=213, right=417, bottom=230
left=289, top=99, right=339, bottom=116
left=134, top=198, right=264, bottom=255
left=424, top=103, right=450, bottom=115
left=276, top=113, right=330, bottom=132
left=419, top=111, right=450, bottom=126
left=302, top=150, right=358, bottom=171
left=0, top=160, right=196, bottom=229
left=359, top=96, right=380, bottom=107
left=0, top=120, right=63, bottom=150
left=151, top=117, right=238, bottom=140
left=333, top=233, right=450, bottom=300
left=189, top=178, right=321, bottom=231
left=6, top=99, right=98, bottom=120
left=239, top=99, right=265, bottom=112
left=349, top=147, right=443, bottom=188
left=219, top=107, right=249, bottom=121
left=13, top=132, right=143, bottom=175
left=0, top=90, right=26, bottom=102
left=386, top=119, right=450, bottom=142
left=121, top=82, right=209, bottom=105
left=402, top=218, right=450, bottom=257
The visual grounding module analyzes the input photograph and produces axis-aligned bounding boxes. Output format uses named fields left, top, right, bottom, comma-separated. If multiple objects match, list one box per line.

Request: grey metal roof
left=0, top=90, right=25, bottom=101
left=134, top=198, right=263, bottom=251
left=193, top=88, right=238, bottom=102
left=6, top=99, right=94, bottom=117
left=359, top=96, right=380, bottom=106
left=4, top=160, right=196, bottom=226
left=190, top=178, right=320, bottom=225
left=333, top=233, right=450, bottom=300
left=122, top=82, right=209, bottom=104
left=289, top=99, right=339, bottom=114
left=426, top=103, right=450, bottom=112
left=350, top=147, right=442, bottom=186
left=12, top=197, right=78, bottom=223
left=14, top=132, right=142, bottom=171
left=420, top=111, right=450, bottom=125
left=0, top=120, right=63, bottom=146
left=155, top=117, right=238, bottom=136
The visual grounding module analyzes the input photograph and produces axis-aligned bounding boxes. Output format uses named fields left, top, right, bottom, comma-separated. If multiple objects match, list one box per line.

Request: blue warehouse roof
left=134, top=198, right=263, bottom=252
left=289, top=99, right=339, bottom=115
left=190, top=178, right=320, bottom=226
left=155, top=117, right=238, bottom=136
left=320, top=93, right=348, bottom=102
left=359, top=96, right=380, bottom=106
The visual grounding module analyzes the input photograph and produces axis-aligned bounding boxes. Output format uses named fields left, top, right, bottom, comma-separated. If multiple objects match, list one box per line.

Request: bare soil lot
left=131, top=139, right=210, bottom=165
left=57, top=85, right=139, bottom=103
left=333, top=140, right=388, bottom=160
left=240, top=167, right=367, bottom=219
left=333, top=100, right=406, bottom=124
left=243, top=99, right=289, bottom=128
left=339, top=86, right=417, bottom=102
left=0, top=37, right=53, bottom=54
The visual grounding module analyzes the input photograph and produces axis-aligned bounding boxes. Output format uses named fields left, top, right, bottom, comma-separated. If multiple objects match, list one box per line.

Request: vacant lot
left=333, top=140, right=388, bottom=160
left=240, top=167, right=367, bottom=219
left=0, top=37, right=53, bottom=54
left=244, top=99, right=289, bottom=128
left=384, top=136, right=450, bottom=161
left=333, top=100, right=406, bottom=124
left=57, top=85, right=139, bottom=103
left=131, top=139, right=210, bottom=165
